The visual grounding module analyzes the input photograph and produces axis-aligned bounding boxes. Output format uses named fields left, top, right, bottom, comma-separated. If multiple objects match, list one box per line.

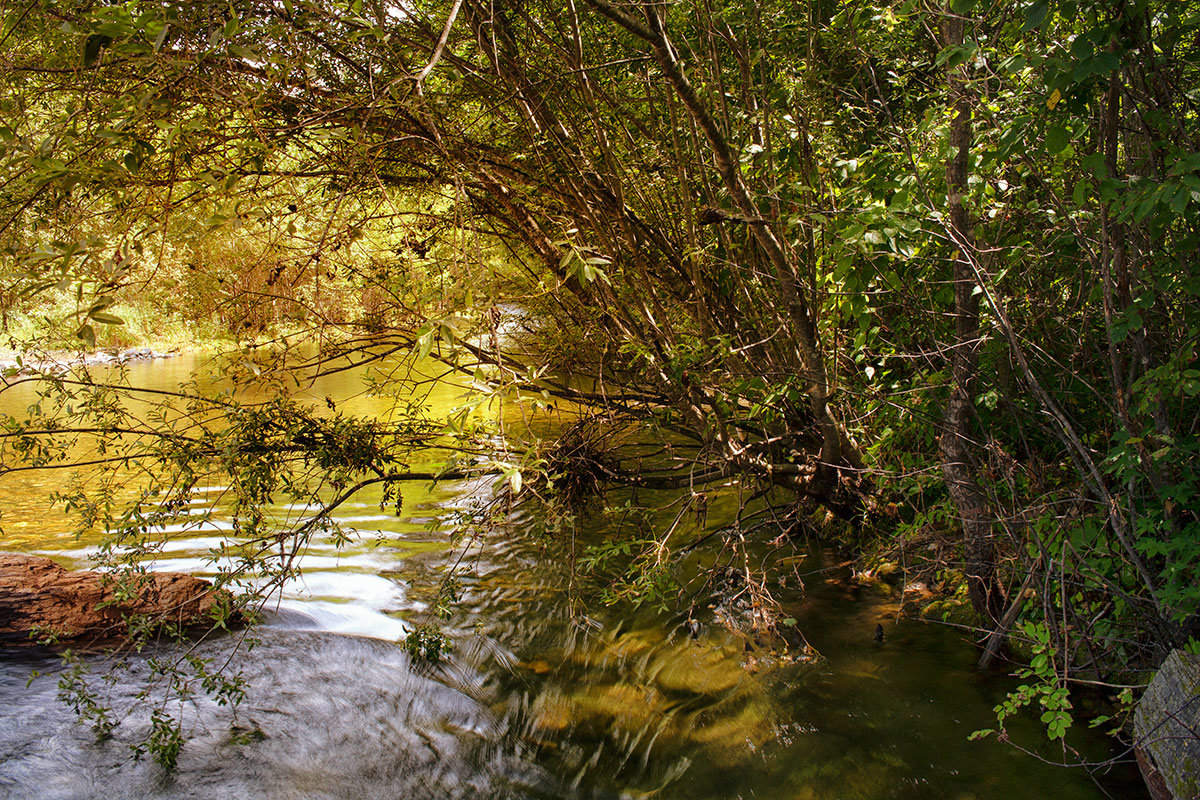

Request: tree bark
left=938, top=7, right=1004, bottom=623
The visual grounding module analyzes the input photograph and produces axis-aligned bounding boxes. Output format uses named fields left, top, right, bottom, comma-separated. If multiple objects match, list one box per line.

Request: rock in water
left=1133, top=649, right=1200, bottom=800
left=0, top=553, right=228, bottom=649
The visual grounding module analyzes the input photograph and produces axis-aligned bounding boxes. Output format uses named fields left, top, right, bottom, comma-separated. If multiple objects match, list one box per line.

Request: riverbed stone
left=1133, top=649, right=1200, bottom=800
left=0, top=347, right=178, bottom=378
left=575, top=682, right=664, bottom=729
left=651, top=643, right=744, bottom=695
left=527, top=689, right=574, bottom=734
left=0, top=553, right=229, bottom=649
left=689, top=698, right=773, bottom=764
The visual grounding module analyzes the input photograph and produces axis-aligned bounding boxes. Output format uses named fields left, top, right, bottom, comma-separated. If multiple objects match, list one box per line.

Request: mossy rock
left=574, top=682, right=665, bottom=730
left=689, top=699, right=773, bottom=763
left=866, top=580, right=894, bottom=599
left=586, top=628, right=657, bottom=667
left=651, top=643, right=745, bottom=695
left=919, top=597, right=976, bottom=626
left=870, top=561, right=903, bottom=582
left=528, top=690, right=574, bottom=734
left=520, top=658, right=555, bottom=675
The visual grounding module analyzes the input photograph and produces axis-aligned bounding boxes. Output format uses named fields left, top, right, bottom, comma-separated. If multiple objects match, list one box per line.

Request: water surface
left=0, top=352, right=1144, bottom=798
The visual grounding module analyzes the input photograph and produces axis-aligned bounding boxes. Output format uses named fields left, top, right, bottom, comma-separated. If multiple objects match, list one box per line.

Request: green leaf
left=421, top=329, right=437, bottom=359
left=1169, top=184, right=1191, bottom=214
left=75, top=324, right=96, bottom=348
left=1022, top=1, right=1049, bottom=32
left=1072, top=179, right=1089, bottom=205
left=937, top=43, right=976, bottom=69
left=1091, top=51, right=1120, bottom=76
left=89, top=312, right=124, bottom=325
left=1070, top=36, right=1094, bottom=62
left=228, top=43, right=258, bottom=61
left=1045, top=126, right=1070, bottom=154
left=1133, top=195, right=1158, bottom=223
left=83, top=34, right=112, bottom=66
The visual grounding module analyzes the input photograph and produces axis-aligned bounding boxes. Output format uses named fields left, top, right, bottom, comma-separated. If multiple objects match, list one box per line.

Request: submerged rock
left=0, top=553, right=229, bottom=649
left=651, top=642, right=745, bottom=696
left=528, top=689, right=574, bottom=734
left=688, top=699, right=772, bottom=755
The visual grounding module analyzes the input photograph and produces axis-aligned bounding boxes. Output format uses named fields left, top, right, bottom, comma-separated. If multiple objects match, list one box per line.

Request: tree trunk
left=937, top=6, right=1004, bottom=623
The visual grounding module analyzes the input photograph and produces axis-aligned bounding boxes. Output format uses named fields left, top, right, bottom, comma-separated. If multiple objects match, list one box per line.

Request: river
left=0, top=351, right=1145, bottom=798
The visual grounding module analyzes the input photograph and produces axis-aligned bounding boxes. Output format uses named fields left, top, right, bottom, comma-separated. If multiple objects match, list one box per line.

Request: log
left=1133, top=649, right=1200, bottom=800
left=0, top=552, right=231, bottom=650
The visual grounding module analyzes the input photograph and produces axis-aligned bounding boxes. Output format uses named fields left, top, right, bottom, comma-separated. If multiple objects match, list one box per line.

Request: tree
left=2, top=0, right=1198, bottom=765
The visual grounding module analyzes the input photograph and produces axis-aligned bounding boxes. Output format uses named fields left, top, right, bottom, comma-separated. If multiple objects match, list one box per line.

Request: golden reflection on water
left=0, top=351, right=1143, bottom=800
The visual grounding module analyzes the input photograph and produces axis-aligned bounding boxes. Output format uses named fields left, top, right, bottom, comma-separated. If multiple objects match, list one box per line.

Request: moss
left=871, top=561, right=903, bottom=582
left=573, top=682, right=665, bottom=730
left=920, top=597, right=977, bottom=627
left=866, top=580, right=895, bottom=599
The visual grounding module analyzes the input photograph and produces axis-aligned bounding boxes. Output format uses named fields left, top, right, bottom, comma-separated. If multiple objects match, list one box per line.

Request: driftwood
left=0, top=552, right=229, bottom=650
left=1133, top=649, right=1200, bottom=800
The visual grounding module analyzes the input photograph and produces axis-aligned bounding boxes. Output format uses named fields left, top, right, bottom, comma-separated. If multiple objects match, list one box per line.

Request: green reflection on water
left=0, top=351, right=1144, bottom=799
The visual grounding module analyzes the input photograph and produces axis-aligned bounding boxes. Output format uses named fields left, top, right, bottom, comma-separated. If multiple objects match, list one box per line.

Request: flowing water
left=0, top=352, right=1145, bottom=799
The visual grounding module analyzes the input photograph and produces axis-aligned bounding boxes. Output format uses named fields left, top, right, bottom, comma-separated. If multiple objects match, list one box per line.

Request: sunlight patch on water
left=267, top=600, right=411, bottom=639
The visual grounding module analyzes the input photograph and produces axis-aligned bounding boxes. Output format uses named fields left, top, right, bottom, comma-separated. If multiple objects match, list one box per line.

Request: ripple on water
left=0, top=631, right=552, bottom=800
left=0, top=353, right=1144, bottom=800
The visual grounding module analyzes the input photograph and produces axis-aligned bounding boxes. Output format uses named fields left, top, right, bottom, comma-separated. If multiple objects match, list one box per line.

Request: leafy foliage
left=1, top=0, right=1198, bottom=778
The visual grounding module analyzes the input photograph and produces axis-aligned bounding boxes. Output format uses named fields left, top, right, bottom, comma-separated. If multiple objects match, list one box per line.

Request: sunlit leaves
left=558, top=242, right=613, bottom=286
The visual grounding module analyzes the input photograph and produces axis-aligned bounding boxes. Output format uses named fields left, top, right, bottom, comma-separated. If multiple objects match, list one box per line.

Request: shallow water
left=0, top=352, right=1145, bottom=798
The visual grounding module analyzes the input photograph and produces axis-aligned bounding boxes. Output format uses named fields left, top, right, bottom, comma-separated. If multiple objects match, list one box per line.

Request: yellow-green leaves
left=558, top=244, right=612, bottom=286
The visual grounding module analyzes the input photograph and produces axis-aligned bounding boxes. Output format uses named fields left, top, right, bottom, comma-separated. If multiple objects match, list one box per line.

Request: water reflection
left=0, top=352, right=1143, bottom=799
